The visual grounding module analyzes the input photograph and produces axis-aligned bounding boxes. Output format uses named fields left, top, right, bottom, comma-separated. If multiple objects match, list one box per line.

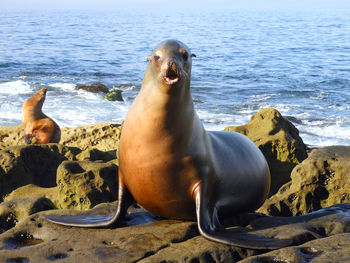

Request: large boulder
left=0, top=144, right=80, bottom=202
left=60, top=123, right=122, bottom=152
left=258, top=146, right=350, bottom=216
left=56, top=160, right=118, bottom=210
left=225, top=108, right=308, bottom=196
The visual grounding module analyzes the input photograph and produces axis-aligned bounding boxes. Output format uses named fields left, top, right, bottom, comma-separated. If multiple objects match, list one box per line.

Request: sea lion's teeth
left=163, top=76, right=179, bottom=85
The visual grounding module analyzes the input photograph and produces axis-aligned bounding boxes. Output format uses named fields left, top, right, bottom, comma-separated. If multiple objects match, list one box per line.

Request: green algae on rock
left=103, top=89, right=124, bottom=101
left=225, top=108, right=307, bottom=196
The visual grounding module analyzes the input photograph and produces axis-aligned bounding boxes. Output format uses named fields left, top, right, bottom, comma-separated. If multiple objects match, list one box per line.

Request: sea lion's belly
left=121, top=154, right=199, bottom=220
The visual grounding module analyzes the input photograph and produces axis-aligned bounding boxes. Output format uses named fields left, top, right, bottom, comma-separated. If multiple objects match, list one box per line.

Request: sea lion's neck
left=139, top=78, right=194, bottom=129
left=22, top=102, right=45, bottom=124
left=142, top=65, right=192, bottom=109
left=123, top=79, right=195, bottom=157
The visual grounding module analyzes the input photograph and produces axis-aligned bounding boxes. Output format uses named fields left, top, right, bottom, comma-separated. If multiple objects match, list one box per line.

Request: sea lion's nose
left=167, top=61, right=178, bottom=76
left=161, top=58, right=176, bottom=75
left=161, top=58, right=180, bottom=85
left=168, top=61, right=176, bottom=71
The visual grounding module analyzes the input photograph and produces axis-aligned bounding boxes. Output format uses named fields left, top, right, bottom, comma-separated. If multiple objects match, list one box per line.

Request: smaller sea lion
left=22, top=88, right=61, bottom=144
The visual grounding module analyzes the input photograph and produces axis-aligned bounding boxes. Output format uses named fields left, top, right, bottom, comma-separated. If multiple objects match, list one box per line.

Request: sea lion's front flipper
left=194, top=187, right=292, bottom=250
left=46, top=175, right=134, bottom=227
left=46, top=213, right=117, bottom=227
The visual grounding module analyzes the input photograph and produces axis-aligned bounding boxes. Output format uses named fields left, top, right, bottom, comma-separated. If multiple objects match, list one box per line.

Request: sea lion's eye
left=154, top=55, right=160, bottom=61
left=182, top=52, right=188, bottom=61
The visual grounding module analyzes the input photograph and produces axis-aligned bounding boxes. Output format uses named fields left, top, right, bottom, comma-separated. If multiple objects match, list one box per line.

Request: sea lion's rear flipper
left=194, top=187, right=292, bottom=250
left=24, top=133, right=37, bottom=144
left=46, top=176, right=134, bottom=227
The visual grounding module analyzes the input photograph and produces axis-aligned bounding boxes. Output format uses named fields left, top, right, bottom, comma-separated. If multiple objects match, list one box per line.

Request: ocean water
left=1, top=10, right=350, bottom=147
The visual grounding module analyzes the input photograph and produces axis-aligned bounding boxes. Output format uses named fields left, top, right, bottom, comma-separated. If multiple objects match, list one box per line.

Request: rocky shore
left=1, top=108, right=350, bottom=262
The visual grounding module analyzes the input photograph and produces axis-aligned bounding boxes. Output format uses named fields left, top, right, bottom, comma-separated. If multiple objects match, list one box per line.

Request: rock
left=76, top=83, right=109, bottom=93
left=225, top=108, right=308, bottom=196
left=258, top=146, right=350, bottom=216
left=0, top=144, right=80, bottom=202
left=103, top=89, right=124, bottom=101
left=0, top=124, right=24, bottom=150
left=1, top=203, right=350, bottom=262
left=56, top=160, right=118, bottom=210
left=0, top=196, right=55, bottom=234
left=60, top=123, right=122, bottom=152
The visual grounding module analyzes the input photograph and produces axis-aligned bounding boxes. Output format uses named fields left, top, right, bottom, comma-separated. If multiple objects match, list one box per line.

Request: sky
left=2, top=0, right=350, bottom=12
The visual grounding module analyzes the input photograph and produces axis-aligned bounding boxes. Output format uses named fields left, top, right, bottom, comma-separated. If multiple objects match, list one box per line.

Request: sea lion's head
left=23, top=88, right=47, bottom=112
left=146, top=39, right=196, bottom=91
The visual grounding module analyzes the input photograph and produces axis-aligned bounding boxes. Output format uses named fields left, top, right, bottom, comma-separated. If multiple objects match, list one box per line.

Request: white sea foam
left=0, top=80, right=32, bottom=95
left=112, top=84, right=137, bottom=92
left=0, top=111, right=22, bottom=123
left=251, top=93, right=276, bottom=102
left=299, top=124, right=350, bottom=147
left=196, top=109, right=250, bottom=131
left=76, top=90, right=103, bottom=100
left=43, top=92, right=130, bottom=128
left=50, top=83, right=76, bottom=92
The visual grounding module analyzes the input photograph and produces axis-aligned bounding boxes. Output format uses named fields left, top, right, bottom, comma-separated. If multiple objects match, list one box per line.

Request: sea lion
left=22, top=88, right=61, bottom=144
left=46, top=40, right=291, bottom=249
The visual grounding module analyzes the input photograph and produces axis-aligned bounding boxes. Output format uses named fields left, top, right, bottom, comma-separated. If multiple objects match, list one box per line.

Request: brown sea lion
left=22, top=88, right=61, bottom=144
left=46, top=40, right=291, bottom=249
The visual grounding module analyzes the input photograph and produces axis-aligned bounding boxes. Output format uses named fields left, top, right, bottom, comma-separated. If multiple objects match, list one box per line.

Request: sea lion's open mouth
left=162, top=63, right=181, bottom=85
